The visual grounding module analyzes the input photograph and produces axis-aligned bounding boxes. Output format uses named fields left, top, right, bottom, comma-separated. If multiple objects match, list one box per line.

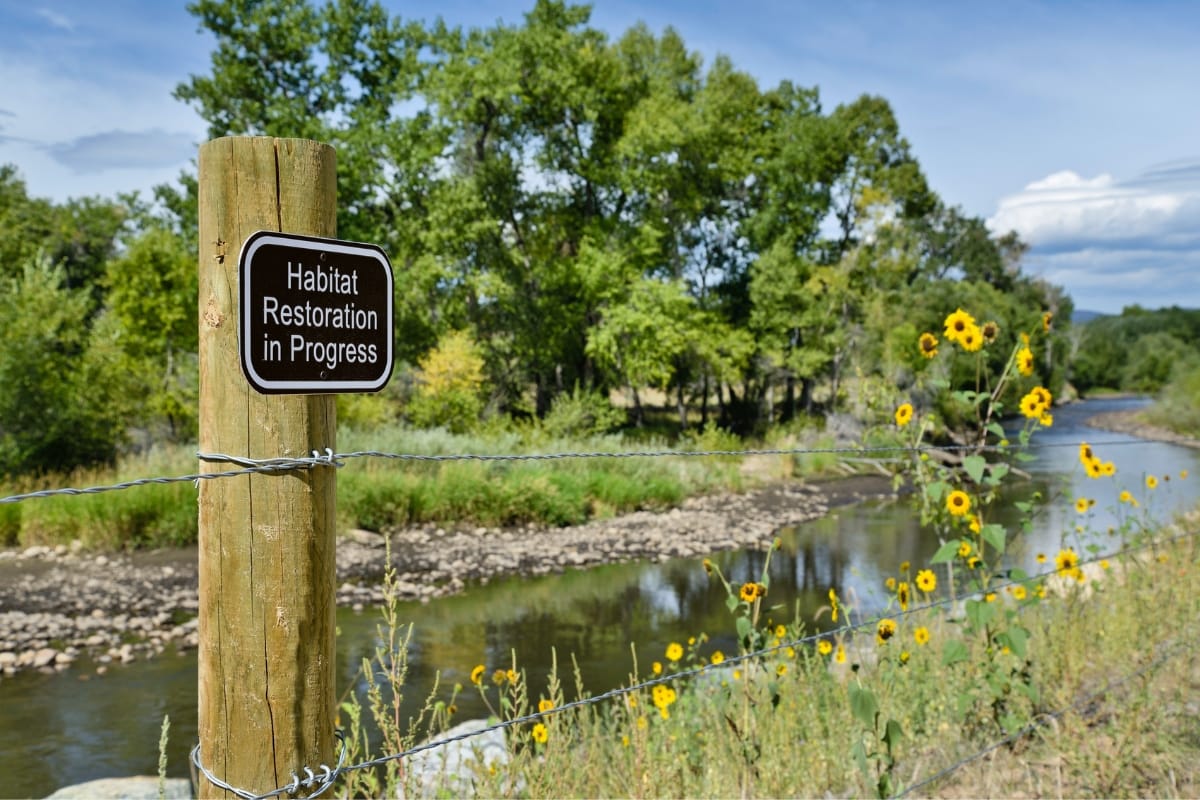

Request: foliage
left=407, top=329, right=487, bottom=433
left=168, top=0, right=1062, bottom=433
left=1071, top=305, right=1200, bottom=394
left=0, top=256, right=131, bottom=476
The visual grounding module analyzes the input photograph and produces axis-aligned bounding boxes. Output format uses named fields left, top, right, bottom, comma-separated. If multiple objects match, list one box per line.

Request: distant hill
left=1073, top=310, right=1109, bottom=323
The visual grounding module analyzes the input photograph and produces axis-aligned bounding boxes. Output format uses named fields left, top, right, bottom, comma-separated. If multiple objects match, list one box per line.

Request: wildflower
left=652, top=661, right=662, bottom=676
left=968, top=555, right=981, bottom=570
left=1055, top=548, right=1081, bottom=580
left=1183, top=469, right=1190, bottom=480
left=1039, top=412, right=1054, bottom=428
left=688, top=636, right=696, bottom=646
left=531, top=723, right=548, bottom=744
left=1074, top=497, right=1090, bottom=514
left=943, top=308, right=976, bottom=343
left=774, top=624, right=787, bottom=639
left=1101, top=461, right=1115, bottom=476
left=651, top=685, right=677, bottom=719
left=506, top=669, right=517, bottom=684
left=1020, top=332, right=1031, bottom=346
left=915, top=569, right=937, bottom=594
left=1084, top=458, right=1103, bottom=479
left=957, top=540, right=972, bottom=558
left=1119, top=490, right=1138, bottom=507
left=985, top=592, right=997, bottom=603
left=470, top=665, right=485, bottom=686
left=913, top=626, right=930, bottom=646
left=829, top=588, right=839, bottom=622
left=1146, top=475, right=1159, bottom=490
left=897, top=581, right=910, bottom=611
left=900, top=560, right=911, bottom=573
left=776, top=663, right=788, bottom=676
left=895, top=402, right=914, bottom=427
left=919, top=332, right=939, bottom=358
left=1016, top=346, right=1035, bottom=376
left=622, top=734, right=630, bottom=747
left=1019, top=388, right=1050, bottom=419
left=711, top=650, right=725, bottom=665
left=1012, top=585, right=1027, bottom=600
left=876, top=618, right=897, bottom=644
left=739, top=582, right=765, bottom=603
left=1100, top=559, right=1110, bottom=570
left=946, top=490, right=971, bottom=517
left=968, top=514, right=982, bottom=534
left=491, top=669, right=507, bottom=686
left=702, top=558, right=714, bottom=575
left=1036, top=553, right=1047, bottom=564
left=636, top=716, right=647, bottom=730
left=448, top=704, right=457, bottom=715
left=538, top=699, right=555, bottom=714
left=817, top=640, right=833, bottom=656
left=885, top=576, right=897, bottom=591
left=1042, top=310, right=1053, bottom=332
left=835, top=644, right=847, bottom=664
left=959, top=324, right=984, bottom=352
left=981, top=321, right=1000, bottom=343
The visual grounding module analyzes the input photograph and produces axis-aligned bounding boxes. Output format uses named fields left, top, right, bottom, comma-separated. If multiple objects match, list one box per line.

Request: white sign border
left=237, top=230, right=395, bottom=394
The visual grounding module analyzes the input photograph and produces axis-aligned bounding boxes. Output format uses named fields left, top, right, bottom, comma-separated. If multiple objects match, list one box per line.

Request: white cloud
left=46, top=129, right=196, bottom=173
left=989, top=162, right=1200, bottom=313
left=35, top=8, right=73, bottom=31
left=988, top=163, right=1200, bottom=252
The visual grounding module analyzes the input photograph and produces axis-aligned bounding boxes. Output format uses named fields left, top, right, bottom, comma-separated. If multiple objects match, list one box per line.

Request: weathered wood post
left=197, top=137, right=338, bottom=797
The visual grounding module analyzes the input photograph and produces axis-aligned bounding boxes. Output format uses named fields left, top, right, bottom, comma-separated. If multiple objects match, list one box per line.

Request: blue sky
left=1, top=1, right=1198, bottom=314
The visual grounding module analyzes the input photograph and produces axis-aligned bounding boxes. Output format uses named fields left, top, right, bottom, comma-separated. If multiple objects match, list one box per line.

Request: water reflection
left=2, top=396, right=1197, bottom=798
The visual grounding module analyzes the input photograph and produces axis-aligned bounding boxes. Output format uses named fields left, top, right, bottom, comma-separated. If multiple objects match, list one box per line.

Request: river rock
left=403, top=718, right=513, bottom=799
left=44, top=776, right=192, bottom=799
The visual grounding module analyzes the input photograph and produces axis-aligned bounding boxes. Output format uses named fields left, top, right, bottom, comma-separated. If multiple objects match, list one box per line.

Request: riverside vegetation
left=320, top=305, right=1200, bottom=798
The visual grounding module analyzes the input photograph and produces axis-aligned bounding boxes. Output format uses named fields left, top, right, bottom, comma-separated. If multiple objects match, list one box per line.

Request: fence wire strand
left=2, top=434, right=1195, bottom=506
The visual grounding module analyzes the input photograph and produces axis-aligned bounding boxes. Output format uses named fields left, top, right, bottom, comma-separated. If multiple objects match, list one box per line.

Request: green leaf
left=980, top=524, right=1006, bottom=554
left=1005, top=625, right=1029, bottom=658
left=942, top=640, right=969, bottom=667
left=851, top=740, right=869, bottom=778
left=881, top=718, right=904, bottom=751
left=1013, top=501, right=1033, bottom=513
left=849, top=684, right=878, bottom=728
left=726, top=595, right=740, bottom=612
left=965, top=598, right=996, bottom=630
left=735, top=616, right=753, bottom=642
left=963, top=455, right=987, bottom=484
left=926, top=480, right=948, bottom=503
left=986, top=422, right=1006, bottom=439
left=931, top=540, right=961, bottom=564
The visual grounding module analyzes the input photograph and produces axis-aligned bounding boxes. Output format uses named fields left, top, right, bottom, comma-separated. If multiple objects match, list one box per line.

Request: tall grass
left=1, top=422, right=820, bottom=549
left=336, top=509, right=1200, bottom=798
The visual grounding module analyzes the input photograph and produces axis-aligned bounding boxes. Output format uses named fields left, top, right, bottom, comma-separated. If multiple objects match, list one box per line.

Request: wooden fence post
left=197, top=137, right=337, bottom=797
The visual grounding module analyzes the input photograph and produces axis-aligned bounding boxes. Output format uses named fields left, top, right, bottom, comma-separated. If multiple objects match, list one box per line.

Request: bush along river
left=1, top=396, right=1197, bottom=799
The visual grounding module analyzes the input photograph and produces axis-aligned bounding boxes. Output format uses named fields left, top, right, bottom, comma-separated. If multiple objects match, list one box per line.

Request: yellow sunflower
left=894, top=402, right=914, bottom=427
left=946, top=490, right=971, bottom=517
left=919, top=332, right=939, bottom=358
left=943, top=308, right=976, bottom=343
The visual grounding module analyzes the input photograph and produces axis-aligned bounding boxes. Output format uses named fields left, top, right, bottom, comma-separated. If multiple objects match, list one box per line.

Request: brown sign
left=238, top=231, right=393, bottom=394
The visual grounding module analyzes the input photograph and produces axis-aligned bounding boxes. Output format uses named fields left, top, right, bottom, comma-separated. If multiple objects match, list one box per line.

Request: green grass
left=0, top=422, right=820, bottom=549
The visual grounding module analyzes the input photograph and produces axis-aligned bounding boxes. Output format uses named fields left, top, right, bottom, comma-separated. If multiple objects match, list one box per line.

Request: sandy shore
left=0, top=474, right=894, bottom=677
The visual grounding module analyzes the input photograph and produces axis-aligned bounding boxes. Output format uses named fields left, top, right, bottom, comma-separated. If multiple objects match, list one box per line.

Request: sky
left=1, top=1, right=1198, bottom=315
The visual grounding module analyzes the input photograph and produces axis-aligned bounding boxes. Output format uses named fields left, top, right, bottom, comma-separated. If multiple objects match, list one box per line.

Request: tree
left=0, top=256, right=130, bottom=475
left=104, top=227, right=199, bottom=440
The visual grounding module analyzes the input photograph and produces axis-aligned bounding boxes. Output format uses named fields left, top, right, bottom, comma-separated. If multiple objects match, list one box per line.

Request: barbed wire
left=1, top=434, right=1194, bottom=506
left=190, top=527, right=1200, bottom=800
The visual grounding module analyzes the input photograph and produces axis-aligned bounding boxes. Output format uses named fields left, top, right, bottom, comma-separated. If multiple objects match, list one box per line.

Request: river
left=2, top=397, right=1197, bottom=799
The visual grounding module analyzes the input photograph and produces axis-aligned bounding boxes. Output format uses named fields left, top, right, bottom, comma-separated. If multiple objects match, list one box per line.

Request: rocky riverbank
left=0, top=475, right=894, bottom=678
left=1084, top=406, right=1199, bottom=449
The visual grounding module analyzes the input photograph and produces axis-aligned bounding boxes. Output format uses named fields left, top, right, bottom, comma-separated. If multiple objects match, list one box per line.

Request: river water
left=3, top=397, right=1197, bottom=799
